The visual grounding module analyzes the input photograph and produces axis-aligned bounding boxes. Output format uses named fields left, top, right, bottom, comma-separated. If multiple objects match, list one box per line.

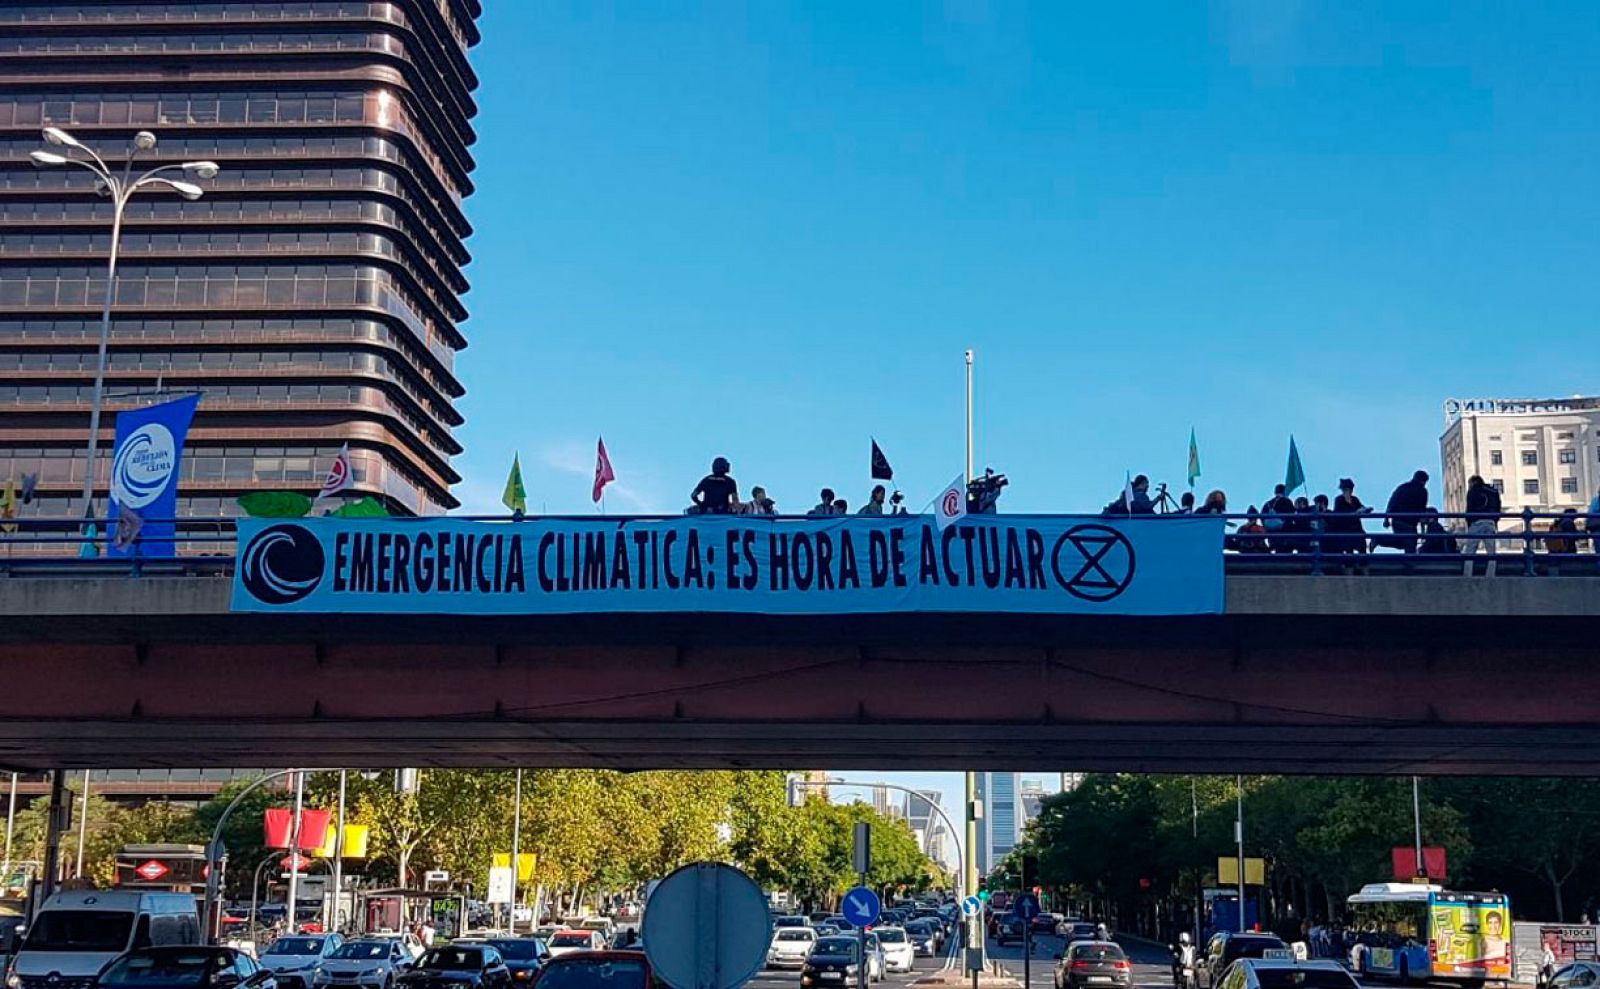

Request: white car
left=369, top=932, right=425, bottom=962
left=260, top=934, right=346, bottom=989
left=546, top=930, right=607, bottom=957
left=768, top=928, right=818, bottom=969
left=873, top=928, right=916, bottom=974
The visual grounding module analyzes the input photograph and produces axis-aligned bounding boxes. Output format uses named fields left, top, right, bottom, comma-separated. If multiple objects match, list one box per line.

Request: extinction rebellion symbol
left=1051, top=524, right=1136, bottom=602
left=240, top=524, right=325, bottom=605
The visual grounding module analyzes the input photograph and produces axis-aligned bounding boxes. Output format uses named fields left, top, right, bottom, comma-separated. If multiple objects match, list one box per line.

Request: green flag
left=1284, top=436, right=1306, bottom=495
left=502, top=454, right=527, bottom=514
left=1186, top=428, right=1201, bottom=489
left=329, top=496, right=390, bottom=518
left=236, top=491, right=313, bottom=518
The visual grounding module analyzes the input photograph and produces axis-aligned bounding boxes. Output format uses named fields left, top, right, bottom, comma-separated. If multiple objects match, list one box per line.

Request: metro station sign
left=134, top=860, right=170, bottom=882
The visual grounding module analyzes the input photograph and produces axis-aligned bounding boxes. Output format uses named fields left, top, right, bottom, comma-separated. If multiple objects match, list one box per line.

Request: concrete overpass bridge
left=2, top=569, right=1597, bottom=775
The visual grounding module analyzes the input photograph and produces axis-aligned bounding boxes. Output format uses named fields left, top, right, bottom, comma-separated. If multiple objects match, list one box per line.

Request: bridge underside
left=1, top=575, right=1597, bottom=774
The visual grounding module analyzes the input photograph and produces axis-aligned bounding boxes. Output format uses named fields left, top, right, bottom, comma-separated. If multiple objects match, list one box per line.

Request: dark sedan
left=484, top=940, right=553, bottom=985
left=994, top=915, right=1028, bottom=947
left=528, top=953, right=652, bottom=989
left=1054, top=941, right=1131, bottom=989
left=95, top=948, right=274, bottom=989
left=801, top=936, right=865, bottom=989
left=397, top=947, right=511, bottom=989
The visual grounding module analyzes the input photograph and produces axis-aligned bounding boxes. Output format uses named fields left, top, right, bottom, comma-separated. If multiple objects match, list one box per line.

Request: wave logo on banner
left=240, top=523, right=326, bottom=605
left=111, top=423, right=176, bottom=508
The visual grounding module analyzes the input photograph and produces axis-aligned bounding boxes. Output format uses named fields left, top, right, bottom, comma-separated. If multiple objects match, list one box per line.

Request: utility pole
left=286, top=771, right=304, bottom=935
left=331, top=771, right=347, bottom=932
left=1412, top=776, right=1425, bottom=878
left=510, top=769, right=524, bottom=931
left=3, top=772, right=18, bottom=884
left=73, top=770, right=90, bottom=878
left=964, top=349, right=982, bottom=981
left=1235, top=775, right=1246, bottom=931
left=41, top=771, right=66, bottom=900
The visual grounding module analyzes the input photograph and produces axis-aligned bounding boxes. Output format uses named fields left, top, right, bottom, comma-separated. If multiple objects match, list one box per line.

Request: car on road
left=311, top=939, right=415, bottom=989
left=1053, top=941, right=1132, bottom=989
left=873, top=928, right=915, bottom=974
left=367, top=934, right=425, bottom=963
left=1194, top=934, right=1291, bottom=989
left=261, top=935, right=346, bottom=989
left=774, top=916, right=812, bottom=930
left=545, top=932, right=606, bottom=958
left=823, top=915, right=851, bottom=931
left=1214, top=958, right=1359, bottom=989
left=528, top=952, right=653, bottom=989
left=903, top=920, right=942, bottom=957
left=994, top=915, right=1029, bottom=947
left=481, top=939, right=553, bottom=985
left=1033, top=913, right=1062, bottom=936
left=862, top=933, right=886, bottom=982
left=800, top=936, right=875, bottom=988
left=397, top=947, right=510, bottom=989
left=767, top=928, right=818, bottom=969
left=1058, top=921, right=1100, bottom=943
left=1550, top=964, right=1600, bottom=989
left=530, top=928, right=562, bottom=945
left=814, top=924, right=842, bottom=938
left=95, top=947, right=274, bottom=989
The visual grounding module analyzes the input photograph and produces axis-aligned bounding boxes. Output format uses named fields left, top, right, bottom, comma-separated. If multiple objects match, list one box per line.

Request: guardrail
left=0, top=510, right=1596, bottom=578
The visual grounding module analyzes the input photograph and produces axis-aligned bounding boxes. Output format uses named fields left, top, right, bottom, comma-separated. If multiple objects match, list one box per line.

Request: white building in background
left=1060, top=773, right=1087, bottom=793
left=1020, top=779, right=1047, bottom=825
left=1439, top=397, right=1600, bottom=515
left=904, top=789, right=952, bottom=872
left=975, top=772, right=1021, bottom=876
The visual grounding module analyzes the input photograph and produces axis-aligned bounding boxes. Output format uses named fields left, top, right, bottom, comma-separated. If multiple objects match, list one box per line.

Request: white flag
left=1123, top=470, right=1135, bottom=515
left=319, top=443, right=353, bottom=497
left=935, top=474, right=968, bottom=530
left=112, top=502, right=144, bottom=553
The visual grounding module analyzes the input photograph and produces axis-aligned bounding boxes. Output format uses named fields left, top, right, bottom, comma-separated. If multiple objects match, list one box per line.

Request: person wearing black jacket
left=689, top=456, right=739, bottom=514
left=1328, top=478, right=1370, bottom=556
left=1382, top=470, right=1430, bottom=553
left=1263, top=484, right=1298, bottom=553
left=1459, top=474, right=1502, bottom=575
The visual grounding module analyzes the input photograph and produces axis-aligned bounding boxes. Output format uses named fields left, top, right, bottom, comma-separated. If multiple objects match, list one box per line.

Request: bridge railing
left=0, top=509, right=1595, bottom=577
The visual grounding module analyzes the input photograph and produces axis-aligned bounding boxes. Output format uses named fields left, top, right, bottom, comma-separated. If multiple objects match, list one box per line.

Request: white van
left=7, top=890, right=201, bottom=989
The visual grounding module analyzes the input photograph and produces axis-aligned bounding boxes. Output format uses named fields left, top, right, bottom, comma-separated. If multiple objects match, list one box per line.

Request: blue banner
left=108, top=394, right=200, bottom=558
left=231, top=514, right=1224, bottom=615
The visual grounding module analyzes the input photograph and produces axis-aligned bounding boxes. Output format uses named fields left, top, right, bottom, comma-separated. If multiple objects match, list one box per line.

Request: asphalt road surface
left=748, top=953, right=953, bottom=989
left=986, top=932, right=1173, bottom=989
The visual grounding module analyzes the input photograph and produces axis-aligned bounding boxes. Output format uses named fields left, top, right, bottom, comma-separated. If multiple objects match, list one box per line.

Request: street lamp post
left=28, top=127, right=218, bottom=521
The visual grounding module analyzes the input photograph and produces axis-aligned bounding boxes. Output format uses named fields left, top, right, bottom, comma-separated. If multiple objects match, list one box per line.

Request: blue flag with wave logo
left=108, top=394, right=199, bottom=558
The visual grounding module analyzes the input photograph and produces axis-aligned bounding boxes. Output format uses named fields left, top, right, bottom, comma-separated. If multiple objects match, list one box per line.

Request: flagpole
left=965, top=349, right=974, bottom=482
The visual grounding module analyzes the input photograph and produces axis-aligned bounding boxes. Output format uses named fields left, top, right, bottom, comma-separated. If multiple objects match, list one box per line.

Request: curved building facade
left=0, top=0, right=479, bottom=518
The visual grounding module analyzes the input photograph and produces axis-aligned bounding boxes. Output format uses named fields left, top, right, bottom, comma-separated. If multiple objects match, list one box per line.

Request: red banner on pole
left=265, top=808, right=334, bottom=850
left=1391, top=846, right=1447, bottom=881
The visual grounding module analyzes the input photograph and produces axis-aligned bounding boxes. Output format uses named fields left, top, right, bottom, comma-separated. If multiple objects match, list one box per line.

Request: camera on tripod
left=966, top=468, right=1008, bottom=514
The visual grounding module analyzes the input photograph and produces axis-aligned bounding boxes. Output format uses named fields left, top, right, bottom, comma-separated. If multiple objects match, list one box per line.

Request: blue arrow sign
left=1014, top=892, right=1041, bottom=921
left=842, top=885, right=881, bottom=928
left=961, top=895, right=982, bottom=917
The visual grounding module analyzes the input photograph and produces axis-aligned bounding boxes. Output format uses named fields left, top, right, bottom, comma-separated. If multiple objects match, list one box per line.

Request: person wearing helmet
left=691, top=456, right=739, bottom=514
left=1173, top=932, right=1195, bottom=988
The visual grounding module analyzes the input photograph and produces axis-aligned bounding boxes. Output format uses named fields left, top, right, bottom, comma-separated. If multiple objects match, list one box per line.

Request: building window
left=1557, top=431, right=1575, bottom=440
left=1491, top=479, right=1504, bottom=493
left=1560, top=449, right=1577, bottom=464
left=1561, top=478, right=1579, bottom=494
left=1490, top=450, right=1503, bottom=466
left=1521, top=450, right=1539, bottom=466
left=1523, top=479, right=1540, bottom=495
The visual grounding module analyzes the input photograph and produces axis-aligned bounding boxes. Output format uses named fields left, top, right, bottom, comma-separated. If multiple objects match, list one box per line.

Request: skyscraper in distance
left=0, top=0, right=480, bottom=518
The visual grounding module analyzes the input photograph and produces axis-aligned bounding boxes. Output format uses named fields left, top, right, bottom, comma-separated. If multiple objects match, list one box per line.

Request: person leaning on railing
left=1459, top=473, right=1503, bottom=576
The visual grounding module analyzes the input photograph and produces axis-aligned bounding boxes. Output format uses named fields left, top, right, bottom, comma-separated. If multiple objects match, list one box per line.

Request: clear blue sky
left=454, top=3, right=1600, bottom=808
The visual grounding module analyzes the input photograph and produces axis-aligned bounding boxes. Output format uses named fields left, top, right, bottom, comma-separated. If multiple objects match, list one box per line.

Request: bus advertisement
left=1348, top=883, right=1513, bottom=985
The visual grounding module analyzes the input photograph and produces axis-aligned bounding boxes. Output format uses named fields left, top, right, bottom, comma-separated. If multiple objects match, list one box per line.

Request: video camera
left=966, top=468, right=1008, bottom=514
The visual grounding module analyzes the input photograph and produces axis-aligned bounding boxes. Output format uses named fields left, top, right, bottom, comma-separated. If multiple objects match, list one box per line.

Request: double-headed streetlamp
left=29, top=126, right=219, bottom=520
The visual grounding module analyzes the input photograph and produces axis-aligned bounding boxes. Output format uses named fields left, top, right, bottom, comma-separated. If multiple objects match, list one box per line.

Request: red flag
left=319, top=443, right=353, bottom=497
left=592, top=437, right=616, bottom=503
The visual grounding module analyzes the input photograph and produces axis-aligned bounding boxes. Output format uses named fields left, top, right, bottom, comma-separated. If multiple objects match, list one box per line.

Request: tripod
left=1151, top=483, right=1181, bottom=514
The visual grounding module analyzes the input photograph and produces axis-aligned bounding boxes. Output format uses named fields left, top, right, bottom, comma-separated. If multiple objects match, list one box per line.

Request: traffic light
left=1021, top=854, right=1039, bottom=891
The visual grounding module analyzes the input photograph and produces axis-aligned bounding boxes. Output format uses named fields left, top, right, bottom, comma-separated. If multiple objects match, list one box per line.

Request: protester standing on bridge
left=690, top=456, right=739, bottom=514
left=809, top=488, right=837, bottom=515
left=1178, top=491, right=1196, bottom=513
left=858, top=485, right=888, bottom=515
left=1263, top=484, right=1297, bottom=553
left=1459, top=474, right=1502, bottom=575
left=1196, top=490, right=1227, bottom=514
left=1382, top=470, right=1430, bottom=553
left=740, top=486, right=776, bottom=515
left=1329, top=478, right=1370, bottom=557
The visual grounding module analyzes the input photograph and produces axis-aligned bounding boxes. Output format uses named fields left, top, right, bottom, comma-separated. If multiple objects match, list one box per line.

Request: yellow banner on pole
left=493, top=853, right=537, bottom=882
left=311, top=823, right=370, bottom=859
left=1217, top=857, right=1266, bottom=885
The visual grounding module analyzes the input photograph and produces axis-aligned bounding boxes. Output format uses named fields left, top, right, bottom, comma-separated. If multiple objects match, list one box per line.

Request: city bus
left=1347, top=883, right=1513, bottom=985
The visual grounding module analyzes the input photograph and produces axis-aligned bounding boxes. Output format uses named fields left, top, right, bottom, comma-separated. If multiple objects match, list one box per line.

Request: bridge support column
left=40, top=770, right=66, bottom=899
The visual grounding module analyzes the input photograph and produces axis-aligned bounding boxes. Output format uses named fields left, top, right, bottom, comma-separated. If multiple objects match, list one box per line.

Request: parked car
left=767, top=928, right=818, bottom=969
left=800, top=935, right=873, bottom=988
left=873, top=928, right=915, bottom=974
left=396, top=946, right=510, bottom=989
left=95, top=947, right=273, bottom=989
left=1194, top=934, right=1290, bottom=989
left=1214, top=958, right=1357, bottom=989
left=1053, top=941, right=1132, bottom=989
left=528, top=953, right=652, bottom=989
left=312, top=939, right=415, bottom=989
left=545, top=931, right=606, bottom=958
left=261, top=935, right=346, bottom=989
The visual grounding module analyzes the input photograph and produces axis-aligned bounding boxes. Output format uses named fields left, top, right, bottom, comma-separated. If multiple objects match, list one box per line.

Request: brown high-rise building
left=0, top=0, right=479, bottom=520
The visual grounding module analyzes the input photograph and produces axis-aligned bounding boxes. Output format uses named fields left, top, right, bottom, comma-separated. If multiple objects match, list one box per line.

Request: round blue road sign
left=1014, top=892, right=1040, bottom=920
left=842, top=885, right=881, bottom=928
